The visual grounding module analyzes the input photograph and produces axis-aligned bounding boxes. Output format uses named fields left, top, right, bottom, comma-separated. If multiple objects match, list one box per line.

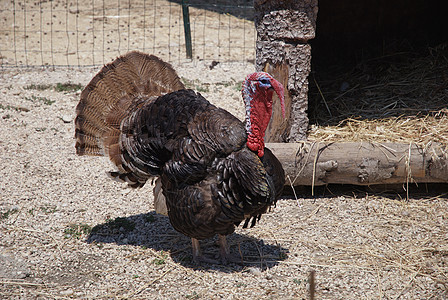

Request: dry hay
left=308, top=42, right=448, bottom=146
left=308, top=110, right=448, bottom=145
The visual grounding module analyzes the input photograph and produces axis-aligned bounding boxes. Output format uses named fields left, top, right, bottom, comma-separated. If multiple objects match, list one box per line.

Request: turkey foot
left=191, top=238, right=220, bottom=264
left=218, top=234, right=243, bottom=265
left=191, top=237, right=243, bottom=265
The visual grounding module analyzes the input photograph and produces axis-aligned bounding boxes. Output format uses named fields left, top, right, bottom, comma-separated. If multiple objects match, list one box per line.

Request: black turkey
left=75, top=51, right=285, bottom=263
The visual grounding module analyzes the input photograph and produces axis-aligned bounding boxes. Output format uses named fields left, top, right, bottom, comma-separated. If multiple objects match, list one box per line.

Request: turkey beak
left=270, top=79, right=285, bottom=118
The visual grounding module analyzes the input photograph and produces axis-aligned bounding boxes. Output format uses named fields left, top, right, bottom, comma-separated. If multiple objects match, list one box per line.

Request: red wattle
left=247, top=135, right=264, bottom=157
left=246, top=89, right=273, bottom=157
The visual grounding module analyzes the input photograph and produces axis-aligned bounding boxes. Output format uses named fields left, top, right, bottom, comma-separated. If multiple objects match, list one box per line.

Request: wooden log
left=266, top=142, right=448, bottom=186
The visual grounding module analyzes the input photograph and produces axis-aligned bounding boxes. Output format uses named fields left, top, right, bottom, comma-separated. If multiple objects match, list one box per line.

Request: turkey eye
left=259, top=79, right=270, bottom=85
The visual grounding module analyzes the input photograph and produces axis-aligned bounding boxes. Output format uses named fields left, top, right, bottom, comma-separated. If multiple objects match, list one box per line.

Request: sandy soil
left=0, top=0, right=255, bottom=67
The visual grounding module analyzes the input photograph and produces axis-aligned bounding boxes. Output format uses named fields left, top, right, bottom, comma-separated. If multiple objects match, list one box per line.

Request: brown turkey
left=75, top=51, right=285, bottom=264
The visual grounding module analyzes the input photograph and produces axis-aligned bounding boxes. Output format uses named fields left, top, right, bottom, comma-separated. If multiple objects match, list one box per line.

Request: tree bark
left=254, top=0, right=318, bottom=142
left=266, top=142, right=448, bottom=186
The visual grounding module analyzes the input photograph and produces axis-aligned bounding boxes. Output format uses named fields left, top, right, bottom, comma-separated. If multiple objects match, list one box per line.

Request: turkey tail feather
left=75, top=51, right=185, bottom=162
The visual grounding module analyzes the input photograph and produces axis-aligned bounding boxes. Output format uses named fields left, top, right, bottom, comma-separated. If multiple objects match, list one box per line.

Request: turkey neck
left=242, top=85, right=274, bottom=158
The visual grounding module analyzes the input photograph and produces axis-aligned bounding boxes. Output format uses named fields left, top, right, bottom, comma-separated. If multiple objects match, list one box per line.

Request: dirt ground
left=1, top=1, right=448, bottom=299
left=0, top=0, right=255, bottom=67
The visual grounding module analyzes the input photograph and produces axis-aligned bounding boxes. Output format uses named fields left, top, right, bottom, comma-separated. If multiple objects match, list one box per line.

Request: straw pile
left=308, top=110, right=448, bottom=145
left=308, top=42, right=448, bottom=146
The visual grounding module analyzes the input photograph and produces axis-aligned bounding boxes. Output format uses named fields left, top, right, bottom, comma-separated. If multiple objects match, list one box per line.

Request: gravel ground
left=1, top=62, right=448, bottom=299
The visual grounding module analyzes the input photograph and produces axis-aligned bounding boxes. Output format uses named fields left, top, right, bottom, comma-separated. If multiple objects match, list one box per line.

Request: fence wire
left=0, top=0, right=255, bottom=68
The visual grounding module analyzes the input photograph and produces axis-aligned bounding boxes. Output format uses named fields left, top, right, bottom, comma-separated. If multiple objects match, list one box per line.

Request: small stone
left=62, top=115, right=72, bottom=123
left=247, top=267, right=262, bottom=277
left=60, top=288, right=74, bottom=296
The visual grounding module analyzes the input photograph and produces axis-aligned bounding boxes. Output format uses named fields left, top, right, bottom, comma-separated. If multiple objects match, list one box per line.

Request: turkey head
left=242, top=72, right=285, bottom=157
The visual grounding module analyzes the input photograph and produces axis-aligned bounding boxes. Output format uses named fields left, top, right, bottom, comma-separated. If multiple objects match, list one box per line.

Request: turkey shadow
left=86, top=211, right=288, bottom=272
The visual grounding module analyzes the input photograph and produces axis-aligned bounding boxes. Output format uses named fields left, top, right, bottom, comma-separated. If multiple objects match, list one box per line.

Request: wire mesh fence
left=0, top=0, right=255, bottom=68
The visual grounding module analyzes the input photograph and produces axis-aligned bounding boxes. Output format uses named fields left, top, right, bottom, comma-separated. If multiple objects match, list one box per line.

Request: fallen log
left=266, top=142, right=448, bottom=186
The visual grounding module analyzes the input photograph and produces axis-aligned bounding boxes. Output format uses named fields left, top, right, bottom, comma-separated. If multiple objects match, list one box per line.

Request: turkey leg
left=191, top=238, right=219, bottom=264
left=191, top=236, right=242, bottom=264
left=217, top=234, right=243, bottom=264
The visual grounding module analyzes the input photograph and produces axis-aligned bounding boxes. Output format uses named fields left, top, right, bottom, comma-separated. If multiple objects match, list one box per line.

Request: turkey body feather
left=75, top=51, right=285, bottom=263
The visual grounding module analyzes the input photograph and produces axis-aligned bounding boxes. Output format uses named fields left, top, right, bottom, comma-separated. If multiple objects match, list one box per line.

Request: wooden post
left=254, top=0, right=318, bottom=142
left=266, top=142, right=448, bottom=186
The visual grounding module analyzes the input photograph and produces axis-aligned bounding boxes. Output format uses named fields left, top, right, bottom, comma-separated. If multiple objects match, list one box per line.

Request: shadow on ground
left=86, top=211, right=288, bottom=272
left=168, top=0, right=254, bottom=21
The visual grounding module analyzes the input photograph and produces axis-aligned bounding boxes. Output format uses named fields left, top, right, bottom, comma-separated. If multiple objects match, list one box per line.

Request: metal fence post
left=182, top=0, right=193, bottom=59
